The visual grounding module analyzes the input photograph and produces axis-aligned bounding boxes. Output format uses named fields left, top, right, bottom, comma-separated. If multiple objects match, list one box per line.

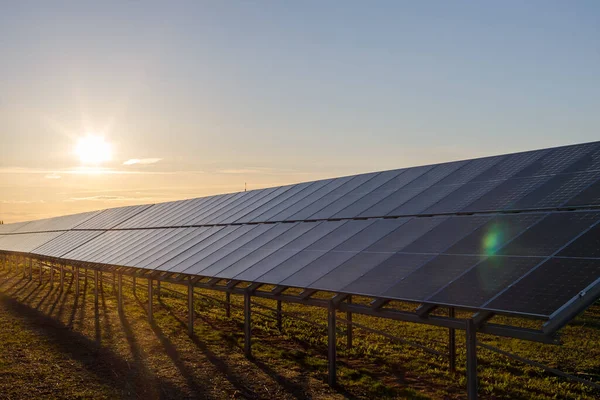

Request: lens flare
left=482, top=225, right=504, bottom=256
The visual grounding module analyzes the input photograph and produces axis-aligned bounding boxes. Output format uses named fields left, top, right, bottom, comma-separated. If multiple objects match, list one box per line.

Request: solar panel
left=2, top=141, right=600, bottom=322
left=484, top=257, right=600, bottom=317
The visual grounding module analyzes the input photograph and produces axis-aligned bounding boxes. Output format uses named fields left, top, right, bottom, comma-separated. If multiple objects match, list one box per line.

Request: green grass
left=0, top=264, right=599, bottom=399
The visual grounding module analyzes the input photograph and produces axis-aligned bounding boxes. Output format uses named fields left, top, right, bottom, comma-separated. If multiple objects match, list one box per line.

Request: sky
left=1, top=1, right=599, bottom=223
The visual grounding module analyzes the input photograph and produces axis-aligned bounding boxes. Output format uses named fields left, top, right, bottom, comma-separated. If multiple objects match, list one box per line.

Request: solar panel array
left=2, top=141, right=600, bottom=319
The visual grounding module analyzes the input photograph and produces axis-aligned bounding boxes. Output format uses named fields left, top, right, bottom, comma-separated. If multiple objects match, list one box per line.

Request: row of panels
left=1, top=210, right=599, bottom=318
left=2, top=141, right=600, bottom=234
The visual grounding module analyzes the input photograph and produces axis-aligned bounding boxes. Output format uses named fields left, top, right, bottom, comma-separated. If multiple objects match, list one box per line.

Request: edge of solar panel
left=1, top=140, right=600, bottom=322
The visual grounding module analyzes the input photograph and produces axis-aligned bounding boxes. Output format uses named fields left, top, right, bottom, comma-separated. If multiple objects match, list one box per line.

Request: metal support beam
left=328, top=301, right=337, bottom=387
left=347, top=296, right=353, bottom=350
left=188, top=279, right=194, bottom=336
left=94, top=270, right=99, bottom=308
left=133, top=276, right=136, bottom=293
left=39, top=260, right=43, bottom=285
left=244, top=291, right=252, bottom=358
left=416, top=302, right=438, bottom=317
left=466, top=319, right=478, bottom=400
left=449, top=307, right=456, bottom=372
left=148, top=278, right=153, bottom=322
left=112, top=272, right=116, bottom=293
left=277, top=300, right=282, bottom=332
left=118, top=274, right=123, bottom=313
left=50, top=264, right=54, bottom=286
left=29, top=258, right=32, bottom=280
left=156, top=280, right=161, bottom=299
left=225, top=292, right=231, bottom=318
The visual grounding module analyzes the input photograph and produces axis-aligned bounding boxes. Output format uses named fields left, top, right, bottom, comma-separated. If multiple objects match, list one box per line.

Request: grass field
left=0, top=264, right=599, bottom=399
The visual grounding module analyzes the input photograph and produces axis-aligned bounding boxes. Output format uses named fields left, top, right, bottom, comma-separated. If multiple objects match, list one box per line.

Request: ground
left=0, top=265, right=599, bottom=399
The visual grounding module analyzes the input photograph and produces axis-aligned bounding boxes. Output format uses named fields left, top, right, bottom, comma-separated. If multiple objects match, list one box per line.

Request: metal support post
left=112, top=272, right=116, bottom=293
left=466, top=319, right=478, bottom=400
left=276, top=299, right=282, bottom=331
left=347, top=295, right=353, bottom=349
left=244, top=291, right=251, bottom=357
left=225, top=291, right=231, bottom=317
left=118, top=274, right=123, bottom=312
left=157, top=280, right=161, bottom=299
left=94, top=270, right=99, bottom=308
left=29, top=258, right=32, bottom=280
left=60, top=263, right=64, bottom=291
left=50, top=264, right=54, bottom=286
left=133, top=276, right=136, bottom=293
left=188, top=279, right=194, bottom=336
left=148, top=278, right=153, bottom=322
left=328, top=301, right=337, bottom=387
left=449, top=307, right=456, bottom=372
left=39, top=261, right=43, bottom=285
left=75, top=267, right=80, bottom=296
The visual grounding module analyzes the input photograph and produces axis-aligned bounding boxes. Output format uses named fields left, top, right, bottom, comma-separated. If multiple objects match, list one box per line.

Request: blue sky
left=1, top=1, right=599, bottom=222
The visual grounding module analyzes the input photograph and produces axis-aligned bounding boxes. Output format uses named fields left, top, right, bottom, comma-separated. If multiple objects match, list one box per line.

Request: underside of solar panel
left=1, top=140, right=600, bottom=320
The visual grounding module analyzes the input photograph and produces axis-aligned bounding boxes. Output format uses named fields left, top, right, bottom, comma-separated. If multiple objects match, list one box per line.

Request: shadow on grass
left=0, top=291, right=197, bottom=400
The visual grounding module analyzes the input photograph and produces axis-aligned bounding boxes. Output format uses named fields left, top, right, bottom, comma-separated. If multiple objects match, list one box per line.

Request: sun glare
left=75, top=135, right=112, bottom=165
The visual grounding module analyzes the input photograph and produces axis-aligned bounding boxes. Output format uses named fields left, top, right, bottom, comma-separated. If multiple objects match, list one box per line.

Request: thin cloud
left=123, top=158, right=163, bottom=165
left=66, top=195, right=158, bottom=202
left=217, top=169, right=262, bottom=174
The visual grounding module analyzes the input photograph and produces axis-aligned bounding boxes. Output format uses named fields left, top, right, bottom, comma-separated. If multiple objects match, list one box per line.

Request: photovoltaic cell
left=75, top=205, right=153, bottom=229
left=557, top=221, right=600, bottom=258
left=219, top=185, right=295, bottom=224
left=564, top=177, right=600, bottom=208
left=268, top=176, right=355, bottom=221
left=331, top=166, right=432, bottom=219
left=470, top=150, right=546, bottom=182
left=444, top=213, right=544, bottom=255
left=307, top=170, right=404, bottom=220
left=462, top=175, right=553, bottom=212
left=423, top=180, right=500, bottom=214
left=234, top=220, right=347, bottom=282
left=485, top=257, right=600, bottom=316
left=429, top=256, right=544, bottom=307
left=235, top=182, right=314, bottom=223
left=341, top=253, right=435, bottom=296
left=257, top=219, right=374, bottom=284
left=511, top=143, right=599, bottom=178
left=402, top=215, right=491, bottom=254
left=499, top=212, right=600, bottom=257
left=32, top=230, right=104, bottom=258
left=280, top=219, right=405, bottom=288
left=509, top=171, right=600, bottom=210
left=217, top=222, right=321, bottom=279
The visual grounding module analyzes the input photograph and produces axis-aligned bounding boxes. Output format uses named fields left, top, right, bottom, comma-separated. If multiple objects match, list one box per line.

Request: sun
left=75, top=134, right=112, bottom=165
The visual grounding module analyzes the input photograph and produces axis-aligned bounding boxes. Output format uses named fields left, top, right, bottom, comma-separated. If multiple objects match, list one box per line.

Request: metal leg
left=466, top=319, right=478, bottom=400
left=328, top=301, right=337, bottom=387
left=148, top=278, right=153, bottom=322
left=277, top=299, right=282, bottom=331
left=112, top=272, right=116, bottom=293
left=39, top=261, right=43, bottom=285
left=449, top=308, right=456, bottom=372
left=60, top=264, right=64, bottom=291
left=347, top=295, right=353, bottom=349
left=94, top=270, right=99, bottom=308
left=156, top=280, right=161, bottom=299
left=188, top=279, right=194, bottom=336
left=118, top=274, right=123, bottom=312
left=244, top=291, right=251, bottom=357
left=226, top=291, right=231, bottom=317
left=29, top=258, right=32, bottom=280
left=50, top=264, right=54, bottom=286
left=133, top=276, right=136, bottom=293
left=75, top=267, right=80, bottom=296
